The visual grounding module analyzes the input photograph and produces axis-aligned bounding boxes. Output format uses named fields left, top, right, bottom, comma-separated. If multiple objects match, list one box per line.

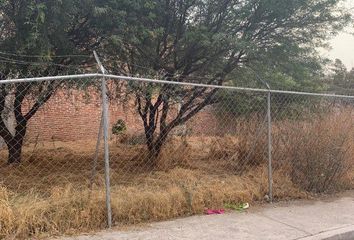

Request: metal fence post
left=267, top=91, right=273, bottom=203
left=90, top=112, right=103, bottom=189
left=244, top=66, right=274, bottom=203
left=93, top=51, right=113, bottom=228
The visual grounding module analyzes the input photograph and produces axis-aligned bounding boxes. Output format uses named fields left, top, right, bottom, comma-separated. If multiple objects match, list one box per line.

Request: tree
left=100, top=0, right=351, bottom=167
left=0, top=0, right=108, bottom=164
left=332, top=59, right=348, bottom=84
left=217, top=44, right=328, bottom=116
left=326, top=59, right=354, bottom=95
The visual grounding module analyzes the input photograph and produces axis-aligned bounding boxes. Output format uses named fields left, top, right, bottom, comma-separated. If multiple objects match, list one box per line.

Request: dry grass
left=0, top=166, right=306, bottom=239
left=272, top=108, right=354, bottom=193
left=0, top=108, right=354, bottom=239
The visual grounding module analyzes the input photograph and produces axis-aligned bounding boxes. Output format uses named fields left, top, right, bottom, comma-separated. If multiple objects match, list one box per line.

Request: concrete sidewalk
left=61, top=191, right=354, bottom=240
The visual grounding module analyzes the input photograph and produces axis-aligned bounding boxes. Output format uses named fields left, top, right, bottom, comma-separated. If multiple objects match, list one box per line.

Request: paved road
left=60, top=191, right=354, bottom=240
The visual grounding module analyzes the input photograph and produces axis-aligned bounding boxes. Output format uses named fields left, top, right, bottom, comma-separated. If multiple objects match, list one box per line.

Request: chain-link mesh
left=1, top=62, right=354, bottom=238
left=105, top=78, right=269, bottom=184
left=0, top=57, right=100, bottom=192
left=0, top=77, right=103, bottom=190
left=271, top=93, right=354, bottom=197
left=0, top=58, right=109, bottom=238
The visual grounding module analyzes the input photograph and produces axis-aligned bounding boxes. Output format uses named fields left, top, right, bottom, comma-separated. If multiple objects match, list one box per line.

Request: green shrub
left=112, top=119, right=127, bottom=135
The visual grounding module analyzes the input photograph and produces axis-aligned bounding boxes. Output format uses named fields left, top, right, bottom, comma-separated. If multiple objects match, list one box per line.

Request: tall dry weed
left=273, top=108, right=354, bottom=193
left=1, top=168, right=294, bottom=239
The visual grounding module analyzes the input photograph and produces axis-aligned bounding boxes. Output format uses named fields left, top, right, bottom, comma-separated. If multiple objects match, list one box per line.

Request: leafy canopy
left=99, top=0, right=351, bottom=83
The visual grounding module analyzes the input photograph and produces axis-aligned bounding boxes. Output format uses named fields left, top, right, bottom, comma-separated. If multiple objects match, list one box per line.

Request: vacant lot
left=1, top=109, right=354, bottom=239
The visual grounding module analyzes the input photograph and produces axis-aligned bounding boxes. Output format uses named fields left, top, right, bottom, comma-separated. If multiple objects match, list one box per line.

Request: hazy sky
left=324, top=0, right=354, bottom=70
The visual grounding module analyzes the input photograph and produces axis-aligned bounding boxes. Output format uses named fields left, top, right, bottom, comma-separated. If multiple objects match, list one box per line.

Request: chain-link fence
left=271, top=93, right=354, bottom=196
left=1, top=54, right=354, bottom=238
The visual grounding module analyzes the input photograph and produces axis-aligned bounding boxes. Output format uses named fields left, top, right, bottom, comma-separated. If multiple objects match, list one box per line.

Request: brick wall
left=24, top=89, right=231, bottom=143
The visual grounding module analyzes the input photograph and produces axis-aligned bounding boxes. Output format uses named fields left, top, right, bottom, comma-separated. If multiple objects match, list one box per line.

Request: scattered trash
left=242, top=203, right=250, bottom=209
left=205, top=209, right=225, bottom=215
left=224, top=202, right=250, bottom=212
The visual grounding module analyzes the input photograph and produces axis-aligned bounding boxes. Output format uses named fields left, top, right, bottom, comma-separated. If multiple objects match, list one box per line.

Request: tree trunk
left=0, top=80, right=56, bottom=165
left=145, top=131, right=169, bottom=169
left=6, top=123, right=27, bottom=164
left=146, top=144, right=162, bottom=169
left=145, top=130, right=158, bottom=169
left=7, top=139, right=23, bottom=164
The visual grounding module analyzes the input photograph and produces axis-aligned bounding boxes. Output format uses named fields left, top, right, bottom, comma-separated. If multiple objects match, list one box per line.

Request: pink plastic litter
left=205, top=209, right=225, bottom=215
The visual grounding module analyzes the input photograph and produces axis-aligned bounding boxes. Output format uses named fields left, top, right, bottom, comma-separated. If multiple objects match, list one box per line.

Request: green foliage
left=0, top=0, right=106, bottom=72
left=216, top=91, right=267, bottom=117
left=217, top=52, right=328, bottom=117
left=98, top=0, right=351, bottom=118
left=112, top=119, right=127, bottom=135
left=101, top=0, right=351, bottom=78
left=325, top=59, right=354, bottom=95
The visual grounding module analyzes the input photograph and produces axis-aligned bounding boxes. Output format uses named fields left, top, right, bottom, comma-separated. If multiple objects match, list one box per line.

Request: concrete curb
left=299, top=225, right=354, bottom=240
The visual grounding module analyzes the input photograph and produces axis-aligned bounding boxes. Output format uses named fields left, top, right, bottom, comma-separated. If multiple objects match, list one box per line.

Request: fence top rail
left=1, top=73, right=354, bottom=99
left=0, top=73, right=101, bottom=84
left=107, top=75, right=354, bottom=99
